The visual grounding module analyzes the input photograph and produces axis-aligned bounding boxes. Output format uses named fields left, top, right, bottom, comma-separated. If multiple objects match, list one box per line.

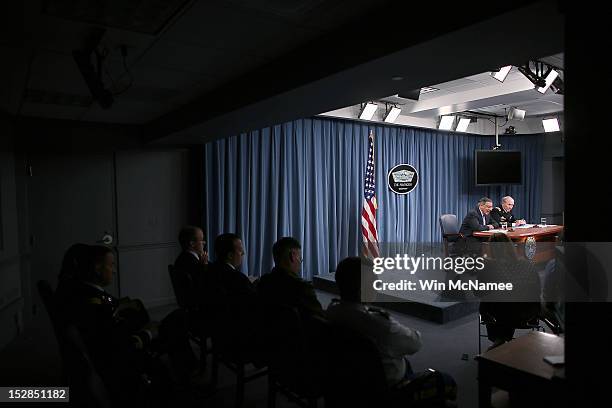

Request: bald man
left=490, top=196, right=526, bottom=227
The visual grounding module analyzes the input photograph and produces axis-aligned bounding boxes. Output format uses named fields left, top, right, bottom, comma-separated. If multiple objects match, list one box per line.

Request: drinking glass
left=540, top=217, right=547, bottom=227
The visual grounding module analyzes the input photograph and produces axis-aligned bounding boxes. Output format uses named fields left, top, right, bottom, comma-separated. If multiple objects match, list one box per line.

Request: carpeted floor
left=0, top=289, right=542, bottom=407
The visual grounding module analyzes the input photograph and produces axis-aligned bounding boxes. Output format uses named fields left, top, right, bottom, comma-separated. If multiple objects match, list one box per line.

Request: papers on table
left=514, top=224, right=557, bottom=228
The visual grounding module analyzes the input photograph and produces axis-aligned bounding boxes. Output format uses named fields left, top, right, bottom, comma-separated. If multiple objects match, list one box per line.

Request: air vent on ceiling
left=419, top=87, right=439, bottom=94
left=42, top=0, right=193, bottom=34
left=24, top=89, right=93, bottom=107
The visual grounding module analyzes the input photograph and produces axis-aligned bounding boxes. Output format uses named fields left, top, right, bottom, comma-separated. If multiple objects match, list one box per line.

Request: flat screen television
left=475, top=150, right=522, bottom=185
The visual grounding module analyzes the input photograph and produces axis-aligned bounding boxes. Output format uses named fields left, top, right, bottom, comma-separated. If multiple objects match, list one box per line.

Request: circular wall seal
left=524, top=236, right=537, bottom=260
left=388, top=164, right=419, bottom=194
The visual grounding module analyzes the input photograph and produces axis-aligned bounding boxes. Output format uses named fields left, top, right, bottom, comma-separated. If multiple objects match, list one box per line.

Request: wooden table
left=475, top=331, right=565, bottom=407
left=474, top=225, right=564, bottom=262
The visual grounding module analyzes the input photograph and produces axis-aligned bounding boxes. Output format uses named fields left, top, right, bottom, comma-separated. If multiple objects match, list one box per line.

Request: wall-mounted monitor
left=475, top=150, right=522, bottom=185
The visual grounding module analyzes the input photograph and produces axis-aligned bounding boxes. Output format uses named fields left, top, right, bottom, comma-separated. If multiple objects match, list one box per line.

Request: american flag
left=361, top=131, right=380, bottom=258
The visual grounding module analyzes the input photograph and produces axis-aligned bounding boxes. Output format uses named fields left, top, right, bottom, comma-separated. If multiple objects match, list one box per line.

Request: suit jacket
left=257, top=267, right=324, bottom=320
left=173, top=251, right=207, bottom=310
left=459, top=207, right=497, bottom=238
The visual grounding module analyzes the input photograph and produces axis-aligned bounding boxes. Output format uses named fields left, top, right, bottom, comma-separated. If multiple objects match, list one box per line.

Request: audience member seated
left=457, top=197, right=497, bottom=255
left=208, top=233, right=262, bottom=349
left=476, top=233, right=543, bottom=349
left=173, top=225, right=209, bottom=310
left=327, top=257, right=456, bottom=406
left=209, top=233, right=257, bottom=304
left=55, top=244, right=196, bottom=405
left=257, top=237, right=324, bottom=320
left=327, top=257, right=422, bottom=387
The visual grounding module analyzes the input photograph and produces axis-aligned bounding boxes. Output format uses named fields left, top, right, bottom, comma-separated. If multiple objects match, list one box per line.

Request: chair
left=327, top=324, right=454, bottom=408
left=263, top=304, right=329, bottom=408
left=477, top=312, right=544, bottom=354
left=439, top=214, right=462, bottom=257
left=168, top=264, right=211, bottom=371
left=209, top=295, right=268, bottom=408
left=37, top=280, right=112, bottom=408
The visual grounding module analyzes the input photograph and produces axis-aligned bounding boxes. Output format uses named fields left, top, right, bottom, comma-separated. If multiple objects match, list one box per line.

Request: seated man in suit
left=257, top=237, right=324, bottom=319
left=209, top=233, right=256, bottom=302
left=174, top=225, right=208, bottom=310
left=458, top=197, right=497, bottom=255
left=490, top=196, right=526, bottom=227
left=327, top=257, right=422, bottom=386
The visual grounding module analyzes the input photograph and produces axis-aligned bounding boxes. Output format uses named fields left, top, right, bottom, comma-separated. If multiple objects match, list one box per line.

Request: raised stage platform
left=313, top=272, right=479, bottom=324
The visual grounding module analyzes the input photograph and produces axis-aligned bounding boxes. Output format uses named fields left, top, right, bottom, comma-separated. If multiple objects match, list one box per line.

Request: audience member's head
left=178, top=225, right=206, bottom=255
left=334, top=257, right=362, bottom=302
left=478, top=197, right=493, bottom=215
left=214, top=233, right=245, bottom=268
left=71, top=245, right=115, bottom=287
left=272, top=237, right=302, bottom=275
left=59, top=243, right=90, bottom=281
left=489, top=232, right=517, bottom=261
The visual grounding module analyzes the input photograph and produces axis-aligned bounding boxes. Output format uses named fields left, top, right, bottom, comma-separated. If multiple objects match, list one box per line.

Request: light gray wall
left=115, top=149, right=191, bottom=308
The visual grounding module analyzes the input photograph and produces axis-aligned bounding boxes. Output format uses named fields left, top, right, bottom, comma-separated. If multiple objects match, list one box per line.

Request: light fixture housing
left=537, top=70, right=559, bottom=94
left=384, top=106, right=402, bottom=123
left=359, top=102, right=378, bottom=120
left=491, top=65, right=512, bottom=82
left=542, top=118, right=560, bottom=132
left=438, top=115, right=455, bottom=131
left=456, top=117, right=471, bottom=132
left=508, top=107, right=526, bottom=121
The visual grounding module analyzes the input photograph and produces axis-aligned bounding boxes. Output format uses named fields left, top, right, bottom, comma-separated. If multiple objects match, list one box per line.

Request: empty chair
left=439, top=214, right=462, bottom=257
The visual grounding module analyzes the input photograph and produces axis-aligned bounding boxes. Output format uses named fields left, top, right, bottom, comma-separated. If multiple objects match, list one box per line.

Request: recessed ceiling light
left=542, top=118, right=560, bottom=132
left=359, top=103, right=378, bottom=120
left=420, top=87, right=439, bottom=94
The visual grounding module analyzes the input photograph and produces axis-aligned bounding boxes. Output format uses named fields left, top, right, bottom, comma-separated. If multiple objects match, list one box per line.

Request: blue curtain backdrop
left=203, top=117, right=544, bottom=280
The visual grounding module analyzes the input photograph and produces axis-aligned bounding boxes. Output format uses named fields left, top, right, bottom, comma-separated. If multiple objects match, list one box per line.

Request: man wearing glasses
left=457, top=197, right=497, bottom=255
left=258, top=237, right=324, bottom=319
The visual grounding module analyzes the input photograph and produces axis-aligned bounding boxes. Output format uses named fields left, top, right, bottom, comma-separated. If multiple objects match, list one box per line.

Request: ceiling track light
left=518, top=61, right=558, bottom=91
left=456, top=117, right=471, bottom=132
left=491, top=65, right=512, bottom=82
left=359, top=102, right=378, bottom=120
left=438, top=115, right=455, bottom=131
left=383, top=104, right=402, bottom=123
left=542, top=117, right=560, bottom=132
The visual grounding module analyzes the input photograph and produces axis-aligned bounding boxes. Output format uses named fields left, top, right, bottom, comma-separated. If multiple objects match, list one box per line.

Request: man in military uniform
left=55, top=245, right=194, bottom=405
left=490, top=196, right=526, bottom=227
left=257, top=237, right=324, bottom=319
